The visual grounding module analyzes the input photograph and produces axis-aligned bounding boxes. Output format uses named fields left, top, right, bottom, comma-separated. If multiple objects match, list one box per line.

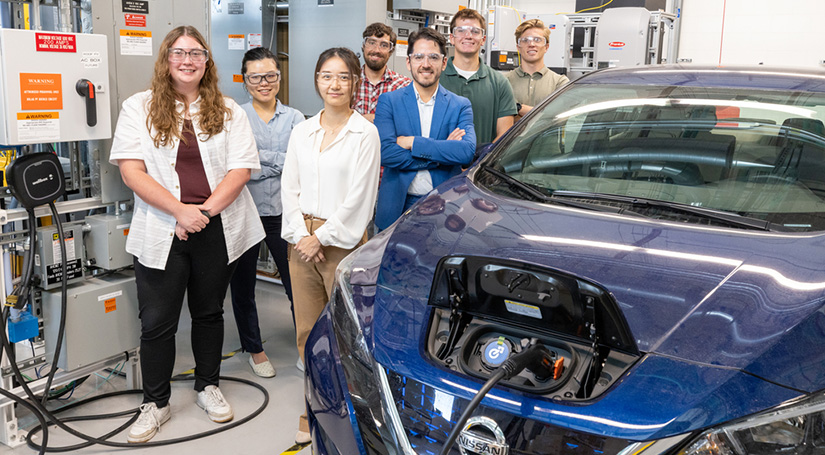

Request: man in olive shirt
left=506, top=19, right=570, bottom=119
left=441, top=8, right=517, bottom=145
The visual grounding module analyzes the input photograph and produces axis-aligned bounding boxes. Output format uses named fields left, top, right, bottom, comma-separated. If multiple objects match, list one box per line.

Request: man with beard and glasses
left=354, top=22, right=411, bottom=123
left=373, top=27, right=476, bottom=231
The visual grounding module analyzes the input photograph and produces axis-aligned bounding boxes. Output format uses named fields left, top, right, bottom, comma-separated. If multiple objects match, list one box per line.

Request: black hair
left=313, top=47, right=361, bottom=105
left=407, top=27, right=447, bottom=56
left=241, top=47, right=280, bottom=75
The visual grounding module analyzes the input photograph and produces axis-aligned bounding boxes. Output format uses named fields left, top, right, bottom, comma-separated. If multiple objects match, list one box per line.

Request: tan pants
left=290, top=218, right=364, bottom=432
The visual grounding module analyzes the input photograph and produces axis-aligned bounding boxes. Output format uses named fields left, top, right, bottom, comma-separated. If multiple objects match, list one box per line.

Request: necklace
left=321, top=111, right=350, bottom=136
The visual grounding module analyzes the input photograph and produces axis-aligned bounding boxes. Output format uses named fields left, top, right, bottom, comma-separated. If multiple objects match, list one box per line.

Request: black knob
left=75, top=79, right=97, bottom=127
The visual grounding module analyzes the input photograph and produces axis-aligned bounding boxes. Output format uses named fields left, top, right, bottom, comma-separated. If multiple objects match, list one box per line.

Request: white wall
left=511, top=0, right=825, bottom=69
left=510, top=0, right=575, bottom=15
left=678, top=0, right=825, bottom=68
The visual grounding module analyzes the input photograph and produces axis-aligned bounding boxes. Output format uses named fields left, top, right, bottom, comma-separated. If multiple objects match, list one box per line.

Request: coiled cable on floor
left=23, top=376, right=270, bottom=452
left=0, top=204, right=271, bottom=452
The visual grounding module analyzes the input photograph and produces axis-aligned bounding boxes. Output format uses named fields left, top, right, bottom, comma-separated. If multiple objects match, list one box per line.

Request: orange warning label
left=233, top=74, right=244, bottom=83
left=104, top=298, right=117, bottom=313
left=123, top=228, right=129, bottom=236
left=228, top=34, right=244, bottom=39
left=17, top=112, right=59, bottom=120
left=120, top=30, right=151, bottom=37
left=20, top=73, right=62, bottom=111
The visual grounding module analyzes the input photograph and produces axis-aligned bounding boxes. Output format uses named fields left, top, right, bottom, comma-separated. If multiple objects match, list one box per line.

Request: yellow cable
left=556, top=0, right=614, bottom=14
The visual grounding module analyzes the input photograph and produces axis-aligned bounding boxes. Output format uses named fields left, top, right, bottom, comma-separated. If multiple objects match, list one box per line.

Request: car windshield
left=479, top=82, right=825, bottom=232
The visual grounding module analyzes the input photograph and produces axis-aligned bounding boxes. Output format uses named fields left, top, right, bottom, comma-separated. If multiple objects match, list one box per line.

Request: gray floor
left=1, top=279, right=312, bottom=455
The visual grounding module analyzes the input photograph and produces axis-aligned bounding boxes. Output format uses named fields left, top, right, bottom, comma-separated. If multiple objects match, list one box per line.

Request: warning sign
left=35, top=33, right=76, bottom=53
left=124, top=13, right=146, bottom=27
left=120, top=29, right=152, bottom=56
left=98, top=290, right=123, bottom=313
left=20, top=73, right=63, bottom=110
left=16, top=112, right=60, bottom=142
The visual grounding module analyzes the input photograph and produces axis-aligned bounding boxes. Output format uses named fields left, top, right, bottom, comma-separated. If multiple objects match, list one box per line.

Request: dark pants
left=229, top=215, right=293, bottom=354
left=404, top=193, right=423, bottom=212
left=134, top=216, right=236, bottom=407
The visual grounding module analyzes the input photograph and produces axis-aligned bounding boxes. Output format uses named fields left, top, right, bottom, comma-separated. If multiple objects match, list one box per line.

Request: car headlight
left=678, top=392, right=825, bottom=455
left=329, top=247, right=415, bottom=455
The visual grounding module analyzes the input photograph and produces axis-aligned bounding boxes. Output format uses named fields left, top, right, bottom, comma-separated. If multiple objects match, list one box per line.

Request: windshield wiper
left=478, top=166, right=645, bottom=215
left=479, top=165, right=552, bottom=202
left=551, top=190, right=779, bottom=231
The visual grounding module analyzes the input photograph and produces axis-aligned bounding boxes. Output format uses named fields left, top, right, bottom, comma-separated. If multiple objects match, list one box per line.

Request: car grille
left=387, top=370, right=633, bottom=455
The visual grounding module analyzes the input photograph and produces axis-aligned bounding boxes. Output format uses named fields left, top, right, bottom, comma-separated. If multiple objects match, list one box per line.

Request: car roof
left=575, top=65, right=825, bottom=93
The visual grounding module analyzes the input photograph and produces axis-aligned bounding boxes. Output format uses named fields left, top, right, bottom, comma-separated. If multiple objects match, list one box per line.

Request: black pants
left=134, top=216, right=237, bottom=407
left=229, top=215, right=294, bottom=354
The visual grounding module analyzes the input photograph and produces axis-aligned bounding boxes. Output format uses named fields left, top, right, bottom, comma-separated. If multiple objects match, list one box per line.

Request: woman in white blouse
left=280, top=47, right=380, bottom=444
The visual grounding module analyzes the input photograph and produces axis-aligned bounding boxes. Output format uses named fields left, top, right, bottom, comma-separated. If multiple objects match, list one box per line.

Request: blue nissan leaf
left=304, top=65, right=825, bottom=455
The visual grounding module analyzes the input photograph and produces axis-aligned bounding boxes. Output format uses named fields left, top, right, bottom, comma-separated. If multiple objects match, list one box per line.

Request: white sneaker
left=296, top=356, right=305, bottom=372
left=196, top=385, right=234, bottom=423
left=127, top=403, right=171, bottom=443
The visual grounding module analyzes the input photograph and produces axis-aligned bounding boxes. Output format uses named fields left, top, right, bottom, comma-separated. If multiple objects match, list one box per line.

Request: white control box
left=0, top=29, right=111, bottom=145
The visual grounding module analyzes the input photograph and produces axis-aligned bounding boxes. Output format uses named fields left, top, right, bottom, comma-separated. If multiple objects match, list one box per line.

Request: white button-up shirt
left=408, top=85, right=438, bottom=196
left=281, top=110, right=380, bottom=249
left=109, top=90, right=265, bottom=269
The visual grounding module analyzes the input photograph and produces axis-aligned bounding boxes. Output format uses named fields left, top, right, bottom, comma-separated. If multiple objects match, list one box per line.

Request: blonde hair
left=515, top=19, right=550, bottom=42
left=147, top=26, right=231, bottom=148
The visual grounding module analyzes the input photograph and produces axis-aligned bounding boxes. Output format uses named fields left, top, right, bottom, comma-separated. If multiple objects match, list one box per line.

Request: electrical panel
left=0, top=29, right=111, bottom=145
left=393, top=0, right=462, bottom=15
left=35, top=222, right=86, bottom=290
left=41, top=271, right=139, bottom=371
left=594, top=7, right=651, bottom=68
left=485, top=6, right=523, bottom=68
left=210, top=0, right=263, bottom=105
left=84, top=212, right=133, bottom=270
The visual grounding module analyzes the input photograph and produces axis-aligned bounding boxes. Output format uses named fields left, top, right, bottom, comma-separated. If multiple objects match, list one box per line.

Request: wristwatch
left=516, top=103, right=522, bottom=114
left=200, top=209, right=212, bottom=219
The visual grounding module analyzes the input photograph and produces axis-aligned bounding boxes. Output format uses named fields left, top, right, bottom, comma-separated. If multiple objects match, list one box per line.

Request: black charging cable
left=438, top=341, right=554, bottom=455
left=0, top=202, right=272, bottom=452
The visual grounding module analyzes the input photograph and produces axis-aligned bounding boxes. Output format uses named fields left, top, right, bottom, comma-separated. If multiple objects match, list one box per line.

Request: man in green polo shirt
left=506, top=19, right=570, bottom=119
left=441, top=8, right=517, bottom=145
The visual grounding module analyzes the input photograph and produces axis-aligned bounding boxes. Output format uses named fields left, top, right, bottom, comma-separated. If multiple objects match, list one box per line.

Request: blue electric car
left=304, top=65, right=825, bottom=455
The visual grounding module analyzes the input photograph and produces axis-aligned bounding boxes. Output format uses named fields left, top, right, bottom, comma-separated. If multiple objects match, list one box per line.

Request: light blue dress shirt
left=240, top=100, right=305, bottom=217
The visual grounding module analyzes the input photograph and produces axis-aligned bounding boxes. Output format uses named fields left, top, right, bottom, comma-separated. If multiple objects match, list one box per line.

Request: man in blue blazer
left=374, top=27, right=476, bottom=231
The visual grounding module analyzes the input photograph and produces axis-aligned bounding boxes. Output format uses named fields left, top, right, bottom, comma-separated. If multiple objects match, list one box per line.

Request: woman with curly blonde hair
left=109, top=25, right=264, bottom=443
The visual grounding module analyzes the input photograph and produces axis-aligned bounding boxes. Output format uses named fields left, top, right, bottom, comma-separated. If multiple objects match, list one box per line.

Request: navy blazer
left=374, top=83, right=476, bottom=230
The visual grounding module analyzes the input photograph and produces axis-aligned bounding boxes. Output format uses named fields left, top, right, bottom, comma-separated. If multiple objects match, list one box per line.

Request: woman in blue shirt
left=229, top=47, right=304, bottom=378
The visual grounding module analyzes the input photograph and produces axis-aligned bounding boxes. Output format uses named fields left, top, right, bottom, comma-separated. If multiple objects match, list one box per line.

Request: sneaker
left=127, top=403, right=171, bottom=443
left=196, top=385, right=234, bottom=423
left=248, top=355, right=276, bottom=378
left=296, top=356, right=305, bottom=372
left=295, top=429, right=311, bottom=444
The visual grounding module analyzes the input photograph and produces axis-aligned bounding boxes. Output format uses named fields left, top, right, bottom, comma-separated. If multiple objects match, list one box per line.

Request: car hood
left=371, top=176, right=825, bottom=395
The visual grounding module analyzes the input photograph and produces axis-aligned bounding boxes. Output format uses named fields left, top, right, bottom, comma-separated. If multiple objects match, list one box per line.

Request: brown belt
left=303, top=213, right=326, bottom=221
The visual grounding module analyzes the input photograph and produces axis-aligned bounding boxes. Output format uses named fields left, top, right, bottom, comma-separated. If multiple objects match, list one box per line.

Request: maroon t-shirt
left=176, top=119, right=212, bottom=204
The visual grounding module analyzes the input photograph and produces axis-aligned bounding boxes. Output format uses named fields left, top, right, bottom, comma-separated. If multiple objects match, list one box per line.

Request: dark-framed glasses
left=409, top=53, right=444, bottom=64
left=452, top=26, right=485, bottom=38
left=518, top=36, right=547, bottom=46
left=245, top=72, right=281, bottom=85
left=364, top=37, right=393, bottom=51
left=316, top=72, right=354, bottom=84
left=168, top=48, right=209, bottom=63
